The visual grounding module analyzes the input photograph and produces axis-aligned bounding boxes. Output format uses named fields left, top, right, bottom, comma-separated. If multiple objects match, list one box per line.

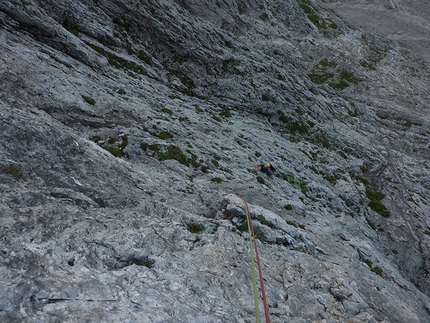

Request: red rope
left=244, top=199, right=271, bottom=323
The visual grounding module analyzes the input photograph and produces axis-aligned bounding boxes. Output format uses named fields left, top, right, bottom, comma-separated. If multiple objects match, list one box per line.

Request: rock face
left=1, top=0, right=430, bottom=322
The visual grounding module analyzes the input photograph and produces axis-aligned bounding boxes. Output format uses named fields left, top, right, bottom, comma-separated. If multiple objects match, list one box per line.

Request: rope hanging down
left=233, top=178, right=270, bottom=323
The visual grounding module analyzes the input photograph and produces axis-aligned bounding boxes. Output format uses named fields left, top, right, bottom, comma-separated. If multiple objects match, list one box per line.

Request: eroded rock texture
left=1, top=0, right=430, bottom=322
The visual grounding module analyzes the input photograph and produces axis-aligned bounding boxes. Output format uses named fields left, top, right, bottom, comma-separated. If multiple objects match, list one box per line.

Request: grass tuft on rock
left=282, top=172, right=307, bottom=194
left=256, top=176, right=265, bottom=184
left=95, top=135, right=129, bottom=158
left=161, top=108, right=173, bottom=115
left=139, top=259, right=155, bottom=268
left=157, top=131, right=174, bottom=139
left=211, top=177, right=222, bottom=184
left=187, top=223, right=205, bottom=233
left=83, top=95, right=95, bottom=105
left=105, top=146, right=123, bottom=157
left=365, top=259, right=383, bottom=277
left=137, top=50, right=152, bottom=64
left=257, top=214, right=268, bottom=225
left=0, top=164, right=25, bottom=180
left=219, top=108, right=232, bottom=118
left=158, top=145, right=189, bottom=166
left=366, top=188, right=390, bottom=217
left=62, top=17, right=79, bottom=36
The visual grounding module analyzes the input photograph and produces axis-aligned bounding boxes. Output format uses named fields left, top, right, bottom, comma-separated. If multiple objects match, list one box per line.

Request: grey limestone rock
left=1, top=0, right=430, bottom=322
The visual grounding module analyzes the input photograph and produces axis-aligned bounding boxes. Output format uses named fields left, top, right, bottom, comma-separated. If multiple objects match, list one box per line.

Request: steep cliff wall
left=1, top=0, right=430, bottom=322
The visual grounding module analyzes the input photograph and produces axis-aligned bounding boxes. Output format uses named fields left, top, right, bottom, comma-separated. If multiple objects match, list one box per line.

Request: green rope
left=243, top=199, right=261, bottom=323
left=233, top=177, right=271, bottom=323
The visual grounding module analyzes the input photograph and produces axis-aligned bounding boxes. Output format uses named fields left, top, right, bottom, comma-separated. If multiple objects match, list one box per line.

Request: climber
left=255, top=162, right=275, bottom=180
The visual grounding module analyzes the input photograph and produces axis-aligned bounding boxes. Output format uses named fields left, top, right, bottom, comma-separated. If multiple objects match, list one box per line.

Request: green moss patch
left=211, top=177, right=222, bottom=184
left=189, top=153, right=201, bottom=168
left=298, top=0, right=340, bottom=37
left=104, top=146, right=123, bottom=157
left=94, top=135, right=129, bottom=158
left=139, top=259, right=155, bottom=268
left=137, top=50, right=152, bottom=64
left=161, top=108, right=173, bottom=115
left=82, top=95, right=95, bottom=105
left=194, top=104, right=204, bottom=113
left=359, top=41, right=388, bottom=70
left=107, top=52, right=147, bottom=76
left=278, top=111, right=312, bottom=135
left=222, top=58, right=241, bottom=74
left=158, top=144, right=188, bottom=165
left=156, top=131, right=174, bottom=140
left=282, top=172, right=307, bottom=194
left=86, top=42, right=105, bottom=54
left=112, top=16, right=132, bottom=32
left=365, top=259, right=383, bottom=277
left=187, top=223, right=205, bottom=233
left=62, top=17, right=79, bottom=36
left=219, top=108, right=232, bottom=118
left=257, top=214, right=268, bottom=225
left=0, top=164, right=25, bottom=180
left=212, top=115, right=221, bottom=122
left=329, top=69, right=360, bottom=89
left=142, top=143, right=209, bottom=170
left=308, top=60, right=360, bottom=90
left=365, top=188, right=390, bottom=217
